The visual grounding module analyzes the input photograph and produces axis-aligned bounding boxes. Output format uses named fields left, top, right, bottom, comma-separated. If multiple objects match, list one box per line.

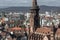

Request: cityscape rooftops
left=36, top=27, right=51, bottom=35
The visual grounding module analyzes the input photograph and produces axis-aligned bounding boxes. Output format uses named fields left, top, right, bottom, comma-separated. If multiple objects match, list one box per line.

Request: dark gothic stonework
left=30, top=0, right=40, bottom=31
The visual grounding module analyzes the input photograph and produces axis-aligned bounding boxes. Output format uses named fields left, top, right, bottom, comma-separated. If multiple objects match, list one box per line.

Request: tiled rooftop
left=36, top=27, right=51, bottom=34
left=56, top=28, right=60, bottom=35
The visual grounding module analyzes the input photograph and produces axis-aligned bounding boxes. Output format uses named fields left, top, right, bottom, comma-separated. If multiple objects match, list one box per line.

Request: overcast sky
left=0, top=0, right=60, bottom=7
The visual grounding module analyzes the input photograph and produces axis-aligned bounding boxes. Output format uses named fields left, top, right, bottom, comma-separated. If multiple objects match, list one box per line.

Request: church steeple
left=31, top=0, right=39, bottom=10
left=30, top=0, right=40, bottom=32
left=32, top=0, right=37, bottom=7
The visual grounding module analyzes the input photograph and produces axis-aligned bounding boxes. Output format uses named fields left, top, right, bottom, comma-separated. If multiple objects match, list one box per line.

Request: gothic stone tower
left=30, top=0, right=40, bottom=32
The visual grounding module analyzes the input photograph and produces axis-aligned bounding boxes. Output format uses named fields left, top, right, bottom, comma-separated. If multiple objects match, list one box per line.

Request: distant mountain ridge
left=0, top=5, right=60, bottom=13
left=40, top=5, right=60, bottom=13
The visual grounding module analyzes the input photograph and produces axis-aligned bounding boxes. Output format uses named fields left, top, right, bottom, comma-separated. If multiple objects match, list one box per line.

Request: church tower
left=30, top=0, right=40, bottom=32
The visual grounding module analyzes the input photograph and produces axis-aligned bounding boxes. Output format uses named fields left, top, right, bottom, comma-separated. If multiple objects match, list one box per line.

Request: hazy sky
left=0, top=0, right=60, bottom=7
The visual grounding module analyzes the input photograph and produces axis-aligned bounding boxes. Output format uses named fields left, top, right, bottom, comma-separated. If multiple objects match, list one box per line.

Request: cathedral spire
left=32, top=0, right=39, bottom=9
left=32, top=0, right=37, bottom=7
left=30, top=0, right=40, bottom=32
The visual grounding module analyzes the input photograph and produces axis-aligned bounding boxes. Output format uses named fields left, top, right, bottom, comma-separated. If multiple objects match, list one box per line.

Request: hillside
left=0, top=5, right=60, bottom=13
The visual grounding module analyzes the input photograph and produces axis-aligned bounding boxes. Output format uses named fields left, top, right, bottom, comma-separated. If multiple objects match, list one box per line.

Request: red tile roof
left=36, top=27, right=51, bottom=34
left=56, top=28, right=60, bottom=35
left=11, top=27, right=21, bottom=31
